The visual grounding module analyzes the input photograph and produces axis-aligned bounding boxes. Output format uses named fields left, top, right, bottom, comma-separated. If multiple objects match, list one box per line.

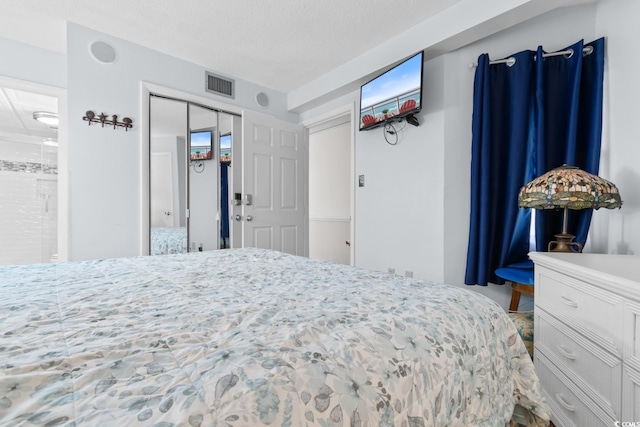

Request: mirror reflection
left=190, top=130, right=213, bottom=161
left=188, top=103, right=218, bottom=252
left=150, top=97, right=188, bottom=255
left=150, top=95, right=239, bottom=255
left=220, top=132, right=231, bottom=248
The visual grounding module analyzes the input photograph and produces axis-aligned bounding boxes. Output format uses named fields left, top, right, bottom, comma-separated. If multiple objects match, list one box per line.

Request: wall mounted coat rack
left=83, top=111, right=133, bottom=131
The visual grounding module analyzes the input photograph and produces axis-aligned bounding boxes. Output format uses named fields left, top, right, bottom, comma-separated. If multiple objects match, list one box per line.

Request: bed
left=150, top=226, right=188, bottom=255
left=0, top=248, right=549, bottom=426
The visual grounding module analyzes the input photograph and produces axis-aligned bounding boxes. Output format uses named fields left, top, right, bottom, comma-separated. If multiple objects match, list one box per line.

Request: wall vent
left=206, top=72, right=234, bottom=98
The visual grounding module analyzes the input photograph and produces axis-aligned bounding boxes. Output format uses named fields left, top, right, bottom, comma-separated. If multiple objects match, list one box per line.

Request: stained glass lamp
left=518, top=164, right=622, bottom=252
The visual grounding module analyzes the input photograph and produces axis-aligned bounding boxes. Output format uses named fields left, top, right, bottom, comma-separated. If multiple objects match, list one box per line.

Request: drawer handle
left=557, top=345, right=577, bottom=360
left=555, top=393, right=576, bottom=412
left=560, top=296, right=578, bottom=308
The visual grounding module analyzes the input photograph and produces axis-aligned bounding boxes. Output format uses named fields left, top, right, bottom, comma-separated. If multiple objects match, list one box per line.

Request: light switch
left=358, top=175, right=365, bottom=187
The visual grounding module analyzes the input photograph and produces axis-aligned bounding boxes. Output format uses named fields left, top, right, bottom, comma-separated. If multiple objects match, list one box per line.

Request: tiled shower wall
left=0, top=140, right=57, bottom=265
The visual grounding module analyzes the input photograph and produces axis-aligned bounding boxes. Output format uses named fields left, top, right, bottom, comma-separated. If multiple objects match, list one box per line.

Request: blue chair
left=495, top=260, right=535, bottom=312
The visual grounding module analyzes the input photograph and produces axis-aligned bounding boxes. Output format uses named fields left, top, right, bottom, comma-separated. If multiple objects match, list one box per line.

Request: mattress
left=150, top=226, right=187, bottom=255
left=0, top=248, right=549, bottom=426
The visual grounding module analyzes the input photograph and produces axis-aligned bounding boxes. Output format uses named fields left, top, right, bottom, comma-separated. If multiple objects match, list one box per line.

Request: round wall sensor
left=255, top=92, right=269, bottom=108
left=90, top=41, right=118, bottom=64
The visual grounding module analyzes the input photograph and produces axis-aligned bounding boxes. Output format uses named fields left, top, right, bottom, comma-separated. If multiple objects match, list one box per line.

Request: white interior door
left=150, top=152, right=175, bottom=227
left=241, top=110, right=306, bottom=255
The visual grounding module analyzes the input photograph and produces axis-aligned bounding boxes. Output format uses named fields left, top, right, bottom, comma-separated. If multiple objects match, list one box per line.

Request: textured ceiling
left=0, top=0, right=463, bottom=93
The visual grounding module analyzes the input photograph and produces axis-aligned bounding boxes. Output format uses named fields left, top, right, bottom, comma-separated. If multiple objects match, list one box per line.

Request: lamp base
left=548, top=233, right=583, bottom=253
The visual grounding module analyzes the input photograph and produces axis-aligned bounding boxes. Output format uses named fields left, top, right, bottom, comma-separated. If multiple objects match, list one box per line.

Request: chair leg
left=509, top=286, right=521, bottom=312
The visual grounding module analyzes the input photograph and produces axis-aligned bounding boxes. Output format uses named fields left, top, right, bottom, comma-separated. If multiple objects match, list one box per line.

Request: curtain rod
left=469, top=46, right=594, bottom=69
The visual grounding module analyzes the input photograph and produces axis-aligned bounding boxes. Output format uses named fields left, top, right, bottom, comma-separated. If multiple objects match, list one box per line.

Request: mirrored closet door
left=149, top=95, right=239, bottom=255
left=187, top=103, right=218, bottom=252
left=217, top=112, right=236, bottom=249
left=149, top=95, right=220, bottom=255
left=150, top=96, right=188, bottom=255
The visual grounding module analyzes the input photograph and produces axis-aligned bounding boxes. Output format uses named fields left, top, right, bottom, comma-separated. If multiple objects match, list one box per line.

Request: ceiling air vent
left=206, top=72, right=234, bottom=99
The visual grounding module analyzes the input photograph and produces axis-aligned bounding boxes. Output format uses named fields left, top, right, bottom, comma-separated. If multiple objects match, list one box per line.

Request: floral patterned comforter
left=0, top=248, right=549, bottom=426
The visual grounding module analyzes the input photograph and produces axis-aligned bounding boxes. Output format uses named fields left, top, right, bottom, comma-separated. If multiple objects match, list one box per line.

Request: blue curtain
left=534, top=38, right=605, bottom=251
left=465, top=38, right=605, bottom=286
left=220, top=161, right=230, bottom=244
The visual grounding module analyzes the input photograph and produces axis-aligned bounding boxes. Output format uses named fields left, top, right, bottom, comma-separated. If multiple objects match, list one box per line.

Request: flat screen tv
left=190, top=130, right=213, bottom=161
left=359, top=51, right=424, bottom=131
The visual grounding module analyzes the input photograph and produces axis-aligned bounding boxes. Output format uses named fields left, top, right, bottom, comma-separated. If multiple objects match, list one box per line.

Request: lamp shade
left=518, top=165, right=622, bottom=210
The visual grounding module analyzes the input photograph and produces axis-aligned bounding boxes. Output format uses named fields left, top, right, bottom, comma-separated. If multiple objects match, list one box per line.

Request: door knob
left=246, top=215, right=253, bottom=222
left=235, top=214, right=242, bottom=221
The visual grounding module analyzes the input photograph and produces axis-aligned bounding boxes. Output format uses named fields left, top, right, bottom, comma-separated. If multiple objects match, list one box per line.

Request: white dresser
left=530, top=252, right=640, bottom=426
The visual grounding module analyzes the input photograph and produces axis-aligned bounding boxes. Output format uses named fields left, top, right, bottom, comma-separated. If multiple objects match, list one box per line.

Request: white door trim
left=303, top=102, right=356, bottom=266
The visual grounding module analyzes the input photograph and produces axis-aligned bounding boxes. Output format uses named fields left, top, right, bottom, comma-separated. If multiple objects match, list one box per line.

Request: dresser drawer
left=535, top=266, right=624, bottom=356
left=624, top=300, right=640, bottom=362
left=536, top=312, right=621, bottom=419
left=536, top=352, right=616, bottom=427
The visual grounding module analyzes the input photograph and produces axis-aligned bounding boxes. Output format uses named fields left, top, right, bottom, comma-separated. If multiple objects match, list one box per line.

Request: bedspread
left=0, top=248, right=549, bottom=426
left=150, top=226, right=187, bottom=255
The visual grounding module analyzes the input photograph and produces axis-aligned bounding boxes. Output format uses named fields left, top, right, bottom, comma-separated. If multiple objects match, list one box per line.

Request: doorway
left=307, top=113, right=354, bottom=265
left=0, top=77, right=65, bottom=265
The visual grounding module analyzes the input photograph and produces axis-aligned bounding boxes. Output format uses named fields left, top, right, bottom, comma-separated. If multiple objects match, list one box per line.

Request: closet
left=149, top=94, right=239, bottom=254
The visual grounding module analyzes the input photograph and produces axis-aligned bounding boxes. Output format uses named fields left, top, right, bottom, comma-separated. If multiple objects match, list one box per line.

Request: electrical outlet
left=388, top=267, right=395, bottom=275
left=405, top=271, right=413, bottom=278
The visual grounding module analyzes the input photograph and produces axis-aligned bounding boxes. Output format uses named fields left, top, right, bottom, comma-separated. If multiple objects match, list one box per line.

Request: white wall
left=302, top=59, right=449, bottom=283
left=354, top=55, right=447, bottom=282
left=595, top=0, right=640, bottom=256
left=0, top=38, right=66, bottom=88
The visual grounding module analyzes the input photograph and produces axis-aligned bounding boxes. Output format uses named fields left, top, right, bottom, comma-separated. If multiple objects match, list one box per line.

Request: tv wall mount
left=403, top=114, right=419, bottom=127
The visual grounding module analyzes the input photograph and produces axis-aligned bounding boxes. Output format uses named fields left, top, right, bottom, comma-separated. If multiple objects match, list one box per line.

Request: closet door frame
left=141, top=82, right=242, bottom=256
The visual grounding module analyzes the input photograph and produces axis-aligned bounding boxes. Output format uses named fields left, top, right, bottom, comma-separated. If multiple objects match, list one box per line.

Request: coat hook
left=82, top=110, right=134, bottom=130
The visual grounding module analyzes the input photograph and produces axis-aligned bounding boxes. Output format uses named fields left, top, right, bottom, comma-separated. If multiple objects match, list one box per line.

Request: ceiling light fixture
left=33, top=111, right=59, bottom=128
